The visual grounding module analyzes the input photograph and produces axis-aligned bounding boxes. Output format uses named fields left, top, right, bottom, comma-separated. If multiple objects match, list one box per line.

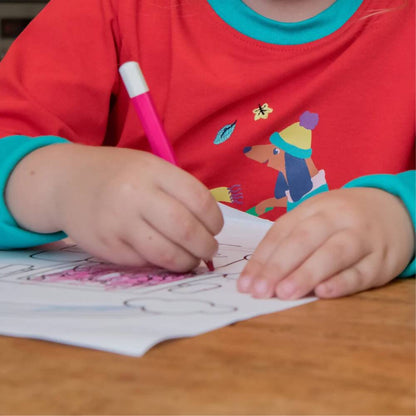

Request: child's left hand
left=237, top=187, right=414, bottom=299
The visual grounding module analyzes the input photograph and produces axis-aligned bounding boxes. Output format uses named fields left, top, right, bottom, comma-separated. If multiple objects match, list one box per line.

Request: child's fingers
left=238, top=213, right=304, bottom=292
left=238, top=213, right=334, bottom=296
left=314, top=254, right=380, bottom=298
left=125, top=217, right=201, bottom=272
left=274, top=230, right=371, bottom=299
left=243, top=207, right=307, bottom=264
left=242, top=198, right=326, bottom=269
left=159, top=168, right=224, bottom=236
left=99, top=240, right=149, bottom=268
left=79, top=235, right=149, bottom=267
left=142, top=188, right=219, bottom=263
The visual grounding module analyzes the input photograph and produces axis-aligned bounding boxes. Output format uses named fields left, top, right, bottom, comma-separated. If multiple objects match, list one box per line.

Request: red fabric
left=0, top=0, right=414, bottom=220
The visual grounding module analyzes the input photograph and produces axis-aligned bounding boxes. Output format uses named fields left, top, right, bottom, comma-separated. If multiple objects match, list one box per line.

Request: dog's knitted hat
left=269, top=111, right=319, bottom=158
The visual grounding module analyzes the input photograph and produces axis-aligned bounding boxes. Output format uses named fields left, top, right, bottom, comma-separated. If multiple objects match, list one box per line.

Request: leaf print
left=253, top=103, right=273, bottom=121
left=214, top=120, right=237, bottom=144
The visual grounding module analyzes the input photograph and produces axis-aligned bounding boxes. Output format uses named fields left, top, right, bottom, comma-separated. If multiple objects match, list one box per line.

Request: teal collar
left=206, top=0, right=364, bottom=45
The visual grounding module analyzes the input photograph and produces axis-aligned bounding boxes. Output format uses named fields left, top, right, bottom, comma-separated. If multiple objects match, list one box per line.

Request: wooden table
left=0, top=278, right=414, bottom=415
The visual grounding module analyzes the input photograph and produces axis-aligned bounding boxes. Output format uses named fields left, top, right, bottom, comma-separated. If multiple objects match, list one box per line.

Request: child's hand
left=59, top=146, right=224, bottom=271
left=237, top=188, right=414, bottom=299
left=7, top=144, right=223, bottom=272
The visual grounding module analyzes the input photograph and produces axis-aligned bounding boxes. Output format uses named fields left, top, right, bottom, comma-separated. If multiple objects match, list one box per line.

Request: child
left=0, top=0, right=414, bottom=300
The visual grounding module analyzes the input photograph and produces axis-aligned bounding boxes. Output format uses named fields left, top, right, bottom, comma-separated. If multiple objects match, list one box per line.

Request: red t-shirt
left=0, top=0, right=414, bottom=221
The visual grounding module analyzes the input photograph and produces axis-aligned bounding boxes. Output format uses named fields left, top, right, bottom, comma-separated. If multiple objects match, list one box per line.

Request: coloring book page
left=0, top=204, right=316, bottom=356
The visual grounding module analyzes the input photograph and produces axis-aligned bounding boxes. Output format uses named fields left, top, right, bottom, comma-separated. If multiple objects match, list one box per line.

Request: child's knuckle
left=180, top=219, right=199, bottom=243
left=340, top=206, right=368, bottom=230
left=166, top=205, right=187, bottom=227
left=329, top=239, right=346, bottom=258
left=292, top=225, right=314, bottom=247
left=114, top=180, right=142, bottom=207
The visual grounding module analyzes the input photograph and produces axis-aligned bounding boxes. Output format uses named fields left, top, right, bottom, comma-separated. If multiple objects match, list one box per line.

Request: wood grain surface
left=0, top=278, right=414, bottom=415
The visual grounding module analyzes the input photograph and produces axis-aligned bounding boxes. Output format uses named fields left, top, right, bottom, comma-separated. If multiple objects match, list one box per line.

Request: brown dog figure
left=244, top=111, right=328, bottom=216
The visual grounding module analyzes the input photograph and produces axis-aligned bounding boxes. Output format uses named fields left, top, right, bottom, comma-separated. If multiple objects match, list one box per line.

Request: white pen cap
left=119, top=61, right=149, bottom=98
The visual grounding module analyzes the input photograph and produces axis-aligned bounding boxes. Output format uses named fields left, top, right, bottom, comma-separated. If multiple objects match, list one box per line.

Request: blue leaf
left=214, top=121, right=237, bottom=145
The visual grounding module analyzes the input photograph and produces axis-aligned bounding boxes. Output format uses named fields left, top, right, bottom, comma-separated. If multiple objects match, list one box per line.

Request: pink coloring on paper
left=33, top=263, right=196, bottom=289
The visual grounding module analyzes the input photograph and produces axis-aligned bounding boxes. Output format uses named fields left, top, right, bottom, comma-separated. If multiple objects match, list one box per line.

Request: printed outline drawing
left=0, top=242, right=251, bottom=319
left=124, top=297, right=238, bottom=315
left=0, top=244, right=252, bottom=294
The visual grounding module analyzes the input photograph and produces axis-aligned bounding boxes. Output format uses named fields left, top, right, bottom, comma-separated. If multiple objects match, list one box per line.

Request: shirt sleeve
left=0, top=0, right=120, bottom=143
left=343, top=170, right=416, bottom=278
left=0, top=0, right=121, bottom=249
left=0, top=135, right=70, bottom=249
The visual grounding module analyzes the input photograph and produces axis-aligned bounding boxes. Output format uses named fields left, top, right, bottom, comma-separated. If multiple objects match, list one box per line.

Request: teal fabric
left=0, top=135, right=69, bottom=249
left=286, top=183, right=329, bottom=211
left=344, top=171, right=416, bottom=278
left=206, top=0, right=364, bottom=45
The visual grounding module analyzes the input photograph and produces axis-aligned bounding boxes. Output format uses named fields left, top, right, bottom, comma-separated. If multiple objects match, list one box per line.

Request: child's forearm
left=5, top=143, right=81, bottom=234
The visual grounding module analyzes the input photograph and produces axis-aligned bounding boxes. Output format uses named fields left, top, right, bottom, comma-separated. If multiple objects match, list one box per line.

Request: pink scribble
left=32, top=263, right=196, bottom=289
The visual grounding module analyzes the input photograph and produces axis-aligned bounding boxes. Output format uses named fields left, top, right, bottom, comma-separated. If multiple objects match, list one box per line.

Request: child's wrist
left=5, top=142, right=78, bottom=234
left=50, top=143, right=94, bottom=232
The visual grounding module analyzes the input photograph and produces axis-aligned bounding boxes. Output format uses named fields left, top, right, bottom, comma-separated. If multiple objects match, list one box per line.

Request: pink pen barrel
left=131, top=92, right=176, bottom=165
left=131, top=93, right=177, bottom=165
left=119, top=61, right=214, bottom=272
left=119, top=61, right=177, bottom=165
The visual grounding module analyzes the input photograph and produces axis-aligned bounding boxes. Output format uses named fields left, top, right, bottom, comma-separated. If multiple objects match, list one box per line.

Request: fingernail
left=238, top=275, right=253, bottom=292
left=253, top=279, right=270, bottom=297
left=277, top=281, right=296, bottom=299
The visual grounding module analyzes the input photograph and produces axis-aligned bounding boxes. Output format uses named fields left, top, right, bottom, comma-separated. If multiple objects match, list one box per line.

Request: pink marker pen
left=119, top=61, right=215, bottom=272
left=119, top=61, right=176, bottom=164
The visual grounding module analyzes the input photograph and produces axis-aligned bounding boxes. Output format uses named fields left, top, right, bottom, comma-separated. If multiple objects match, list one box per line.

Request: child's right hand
left=6, top=143, right=223, bottom=271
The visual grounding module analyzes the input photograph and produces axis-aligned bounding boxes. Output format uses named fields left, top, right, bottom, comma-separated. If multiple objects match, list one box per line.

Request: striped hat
left=269, top=111, right=319, bottom=158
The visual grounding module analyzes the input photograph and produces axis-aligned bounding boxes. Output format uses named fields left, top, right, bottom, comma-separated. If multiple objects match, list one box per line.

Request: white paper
left=0, top=204, right=316, bottom=356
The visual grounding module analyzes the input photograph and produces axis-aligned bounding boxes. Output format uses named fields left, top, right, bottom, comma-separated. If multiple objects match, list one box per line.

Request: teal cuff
left=344, top=171, right=416, bottom=278
left=0, top=135, right=69, bottom=249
